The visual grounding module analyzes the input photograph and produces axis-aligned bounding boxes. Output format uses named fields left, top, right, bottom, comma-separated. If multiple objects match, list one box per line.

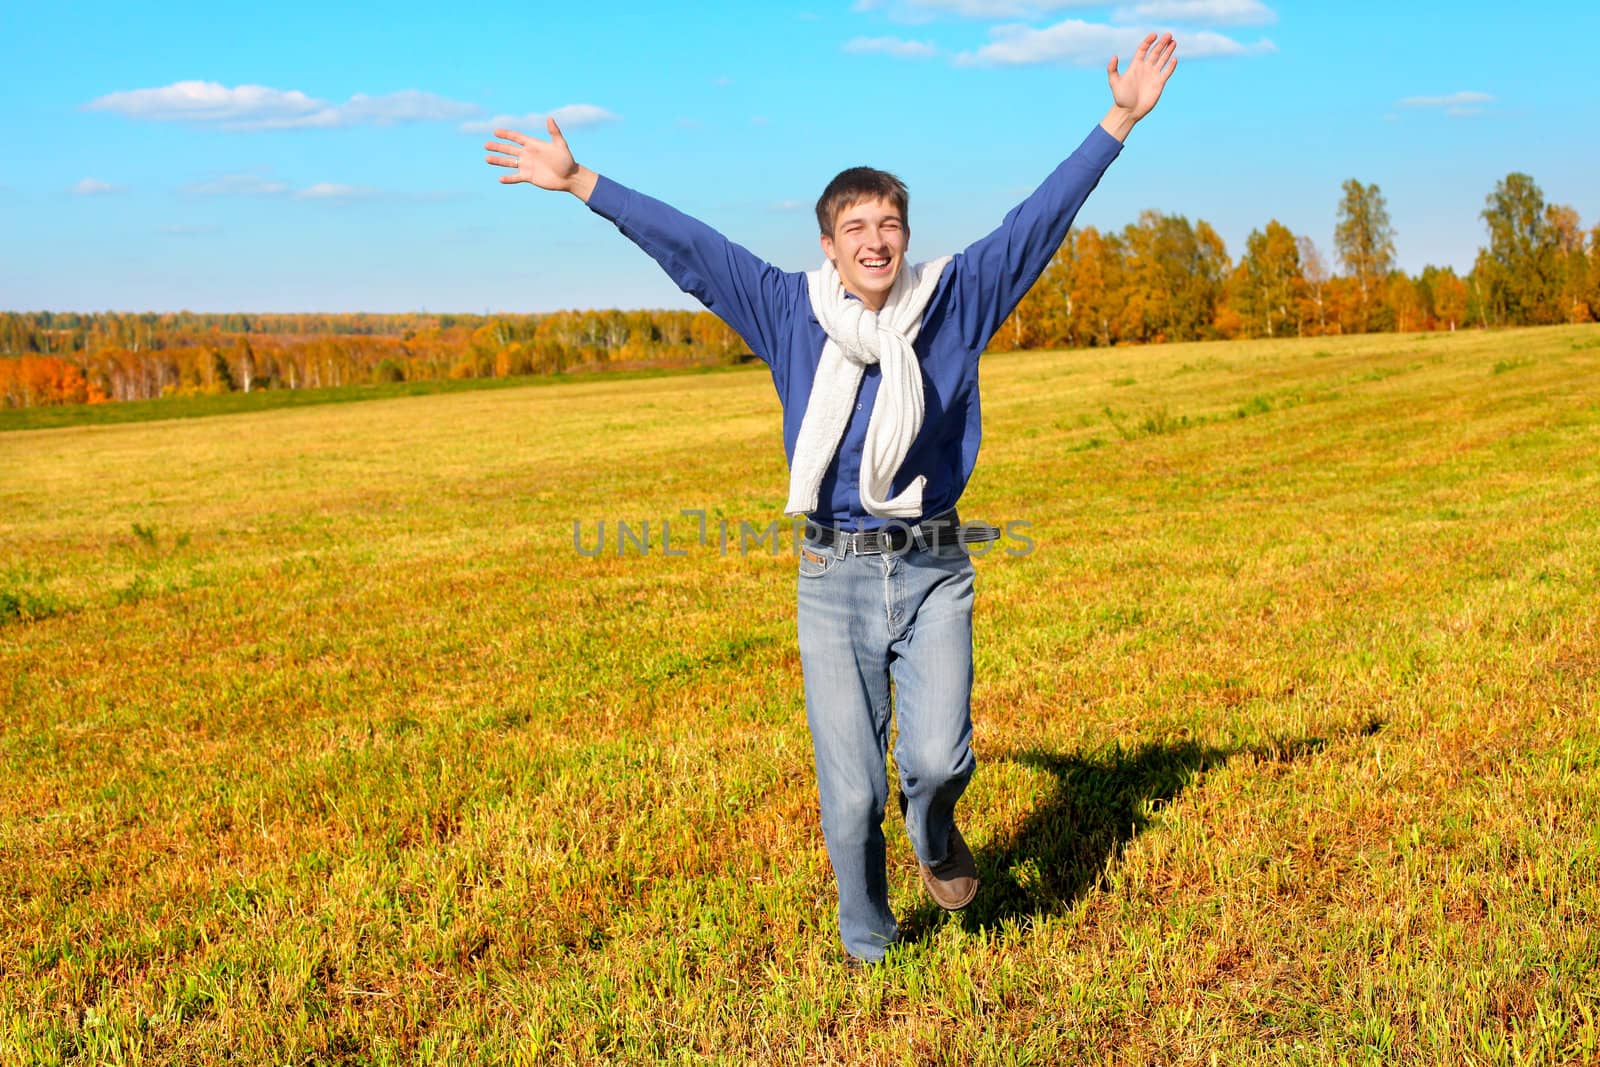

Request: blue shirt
left=586, top=125, right=1123, bottom=531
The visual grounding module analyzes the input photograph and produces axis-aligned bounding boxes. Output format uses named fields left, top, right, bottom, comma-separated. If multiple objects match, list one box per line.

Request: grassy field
left=3, top=324, right=1598, bottom=1065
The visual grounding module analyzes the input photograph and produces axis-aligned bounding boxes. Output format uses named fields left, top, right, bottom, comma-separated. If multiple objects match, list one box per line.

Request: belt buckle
left=852, top=529, right=884, bottom=555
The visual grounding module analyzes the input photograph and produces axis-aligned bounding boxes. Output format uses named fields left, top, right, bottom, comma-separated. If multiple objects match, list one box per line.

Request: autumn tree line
left=4, top=171, right=1597, bottom=409
left=991, top=172, right=1598, bottom=353
left=0, top=309, right=747, bottom=408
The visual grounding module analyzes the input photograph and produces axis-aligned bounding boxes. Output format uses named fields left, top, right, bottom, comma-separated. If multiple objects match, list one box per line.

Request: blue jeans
left=796, top=532, right=977, bottom=961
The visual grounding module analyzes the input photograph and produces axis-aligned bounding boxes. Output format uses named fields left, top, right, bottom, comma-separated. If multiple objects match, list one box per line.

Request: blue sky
left=4, top=1, right=1596, bottom=314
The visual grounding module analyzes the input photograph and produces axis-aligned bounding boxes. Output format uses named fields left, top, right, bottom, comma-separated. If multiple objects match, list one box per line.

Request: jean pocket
left=798, top=542, right=837, bottom=578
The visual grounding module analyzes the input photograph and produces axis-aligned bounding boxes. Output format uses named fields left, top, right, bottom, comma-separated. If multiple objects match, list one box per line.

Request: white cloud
left=86, top=81, right=323, bottom=126
left=1111, top=0, right=1275, bottom=25
left=181, top=170, right=384, bottom=202
left=325, top=90, right=480, bottom=127
left=771, top=199, right=808, bottom=212
left=956, top=20, right=1128, bottom=65
left=856, top=0, right=1102, bottom=19
left=844, top=35, right=940, bottom=57
left=856, top=0, right=1277, bottom=22
left=1167, top=28, right=1274, bottom=57
left=551, top=104, right=621, bottom=128
left=294, top=183, right=378, bottom=201
left=461, top=104, right=621, bottom=135
left=956, top=19, right=1272, bottom=65
left=72, top=178, right=123, bottom=196
left=161, top=223, right=220, bottom=236
left=84, top=81, right=482, bottom=130
left=181, top=172, right=291, bottom=197
left=1397, top=91, right=1493, bottom=109
left=238, top=90, right=478, bottom=130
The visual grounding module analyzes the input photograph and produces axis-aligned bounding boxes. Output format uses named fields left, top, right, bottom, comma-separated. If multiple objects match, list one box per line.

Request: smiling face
left=821, top=196, right=909, bottom=312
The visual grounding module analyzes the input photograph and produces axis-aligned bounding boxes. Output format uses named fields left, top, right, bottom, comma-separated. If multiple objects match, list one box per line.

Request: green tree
left=1233, top=220, right=1305, bottom=338
left=1333, top=179, right=1396, bottom=332
left=206, top=347, right=236, bottom=393
left=1477, top=172, right=1563, bottom=325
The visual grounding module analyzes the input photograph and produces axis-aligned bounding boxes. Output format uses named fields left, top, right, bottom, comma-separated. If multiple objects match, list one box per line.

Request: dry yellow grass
left=3, top=324, right=1598, bottom=1064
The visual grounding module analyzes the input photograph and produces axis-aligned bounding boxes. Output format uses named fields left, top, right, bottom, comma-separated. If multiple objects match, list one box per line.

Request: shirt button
left=856, top=403, right=863, bottom=410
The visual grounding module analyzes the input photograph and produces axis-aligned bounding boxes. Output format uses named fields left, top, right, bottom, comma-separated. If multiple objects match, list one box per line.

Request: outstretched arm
left=484, top=117, right=599, bottom=201
left=948, top=32, right=1178, bottom=349
left=483, top=117, right=801, bottom=374
left=1099, top=32, right=1178, bottom=142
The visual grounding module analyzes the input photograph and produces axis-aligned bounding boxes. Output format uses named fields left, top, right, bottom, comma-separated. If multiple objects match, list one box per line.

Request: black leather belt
left=803, top=509, right=1001, bottom=555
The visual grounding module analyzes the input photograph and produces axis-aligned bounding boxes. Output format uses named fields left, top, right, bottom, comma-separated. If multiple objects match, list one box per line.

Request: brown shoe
left=919, top=826, right=978, bottom=911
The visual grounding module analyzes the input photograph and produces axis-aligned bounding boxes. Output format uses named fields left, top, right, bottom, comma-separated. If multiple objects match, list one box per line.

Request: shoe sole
left=920, top=866, right=977, bottom=910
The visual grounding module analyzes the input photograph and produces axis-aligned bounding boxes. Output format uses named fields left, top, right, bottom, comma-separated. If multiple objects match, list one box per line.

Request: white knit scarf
left=783, top=255, right=953, bottom=519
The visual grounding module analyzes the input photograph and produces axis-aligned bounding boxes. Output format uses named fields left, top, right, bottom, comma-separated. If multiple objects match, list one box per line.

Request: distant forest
left=4, top=170, right=1596, bottom=409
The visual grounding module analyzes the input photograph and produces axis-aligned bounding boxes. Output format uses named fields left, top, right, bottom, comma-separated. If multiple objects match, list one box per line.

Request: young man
left=486, top=33, right=1177, bottom=964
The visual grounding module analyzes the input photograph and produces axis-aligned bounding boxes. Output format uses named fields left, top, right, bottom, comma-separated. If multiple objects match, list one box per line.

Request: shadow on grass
left=900, top=726, right=1377, bottom=941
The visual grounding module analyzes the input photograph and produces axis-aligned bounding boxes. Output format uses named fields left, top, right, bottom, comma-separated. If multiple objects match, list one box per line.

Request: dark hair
left=815, top=167, right=909, bottom=237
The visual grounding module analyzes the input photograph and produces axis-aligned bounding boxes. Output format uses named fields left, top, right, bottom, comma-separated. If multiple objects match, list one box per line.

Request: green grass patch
left=1493, top=356, right=1536, bottom=374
